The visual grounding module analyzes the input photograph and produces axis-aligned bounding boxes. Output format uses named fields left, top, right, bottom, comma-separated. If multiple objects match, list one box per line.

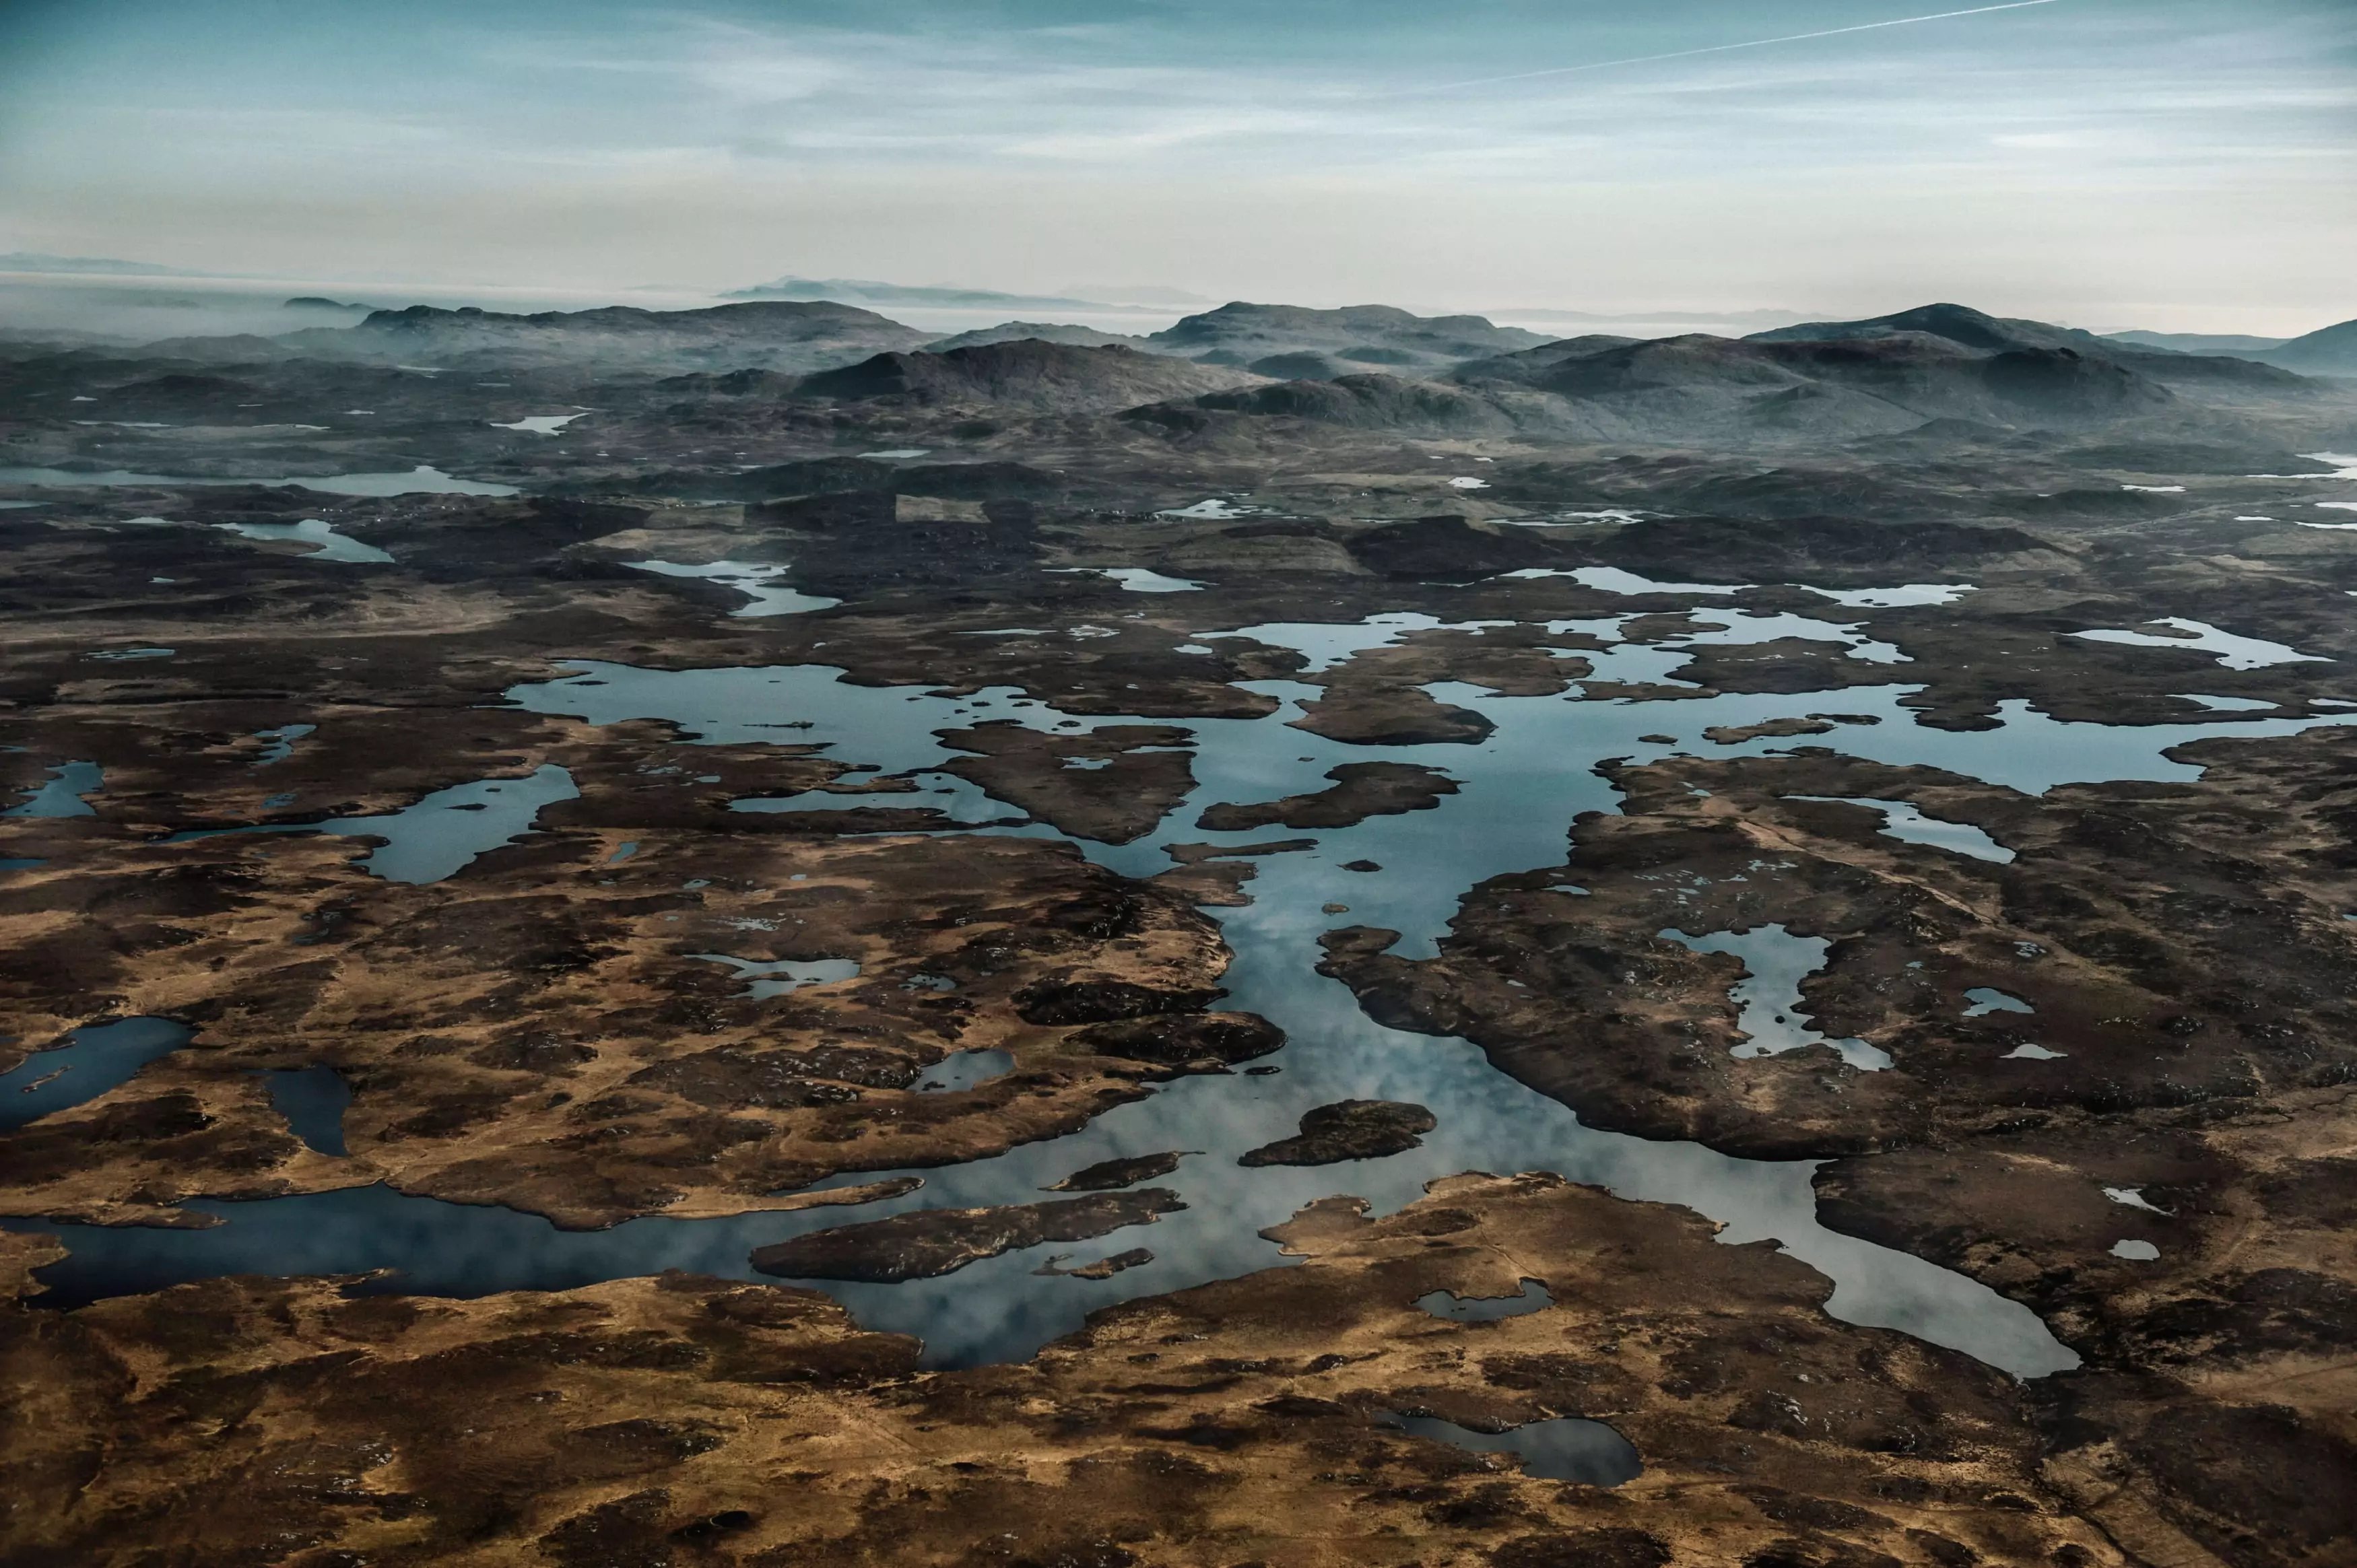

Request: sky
left=1, top=0, right=2352, bottom=331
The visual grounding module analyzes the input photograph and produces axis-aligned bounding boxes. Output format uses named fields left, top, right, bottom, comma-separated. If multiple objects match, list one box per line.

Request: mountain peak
left=1745, top=302, right=2089, bottom=354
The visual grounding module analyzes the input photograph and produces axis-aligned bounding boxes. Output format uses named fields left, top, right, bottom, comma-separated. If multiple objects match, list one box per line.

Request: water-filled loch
left=20, top=605, right=2357, bottom=1375
left=1417, top=1278, right=1552, bottom=1322
left=259, top=1065, right=353, bottom=1156
left=1, top=1019, right=195, bottom=1131
left=1379, top=1412, right=1642, bottom=1486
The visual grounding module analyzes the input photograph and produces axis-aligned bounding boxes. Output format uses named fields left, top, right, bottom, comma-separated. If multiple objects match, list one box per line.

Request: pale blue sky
left=3, top=1, right=2351, bottom=329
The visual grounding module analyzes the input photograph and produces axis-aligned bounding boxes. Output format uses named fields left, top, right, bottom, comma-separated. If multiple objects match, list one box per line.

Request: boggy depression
left=21, top=592, right=2357, bottom=1379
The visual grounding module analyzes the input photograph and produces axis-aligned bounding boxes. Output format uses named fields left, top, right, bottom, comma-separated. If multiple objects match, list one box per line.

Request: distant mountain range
left=1748, top=302, right=2357, bottom=378
left=2105, top=320, right=2356, bottom=376
left=232, top=298, right=1570, bottom=382
left=81, top=292, right=2357, bottom=442
left=725, top=280, right=1814, bottom=333
left=1140, top=302, right=1550, bottom=378
left=275, top=300, right=936, bottom=374
left=18, top=255, right=2350, bottom=378
left=1123, top=300, right=2339, bottom=446
left=2251, top=317, right=2357, bottom=376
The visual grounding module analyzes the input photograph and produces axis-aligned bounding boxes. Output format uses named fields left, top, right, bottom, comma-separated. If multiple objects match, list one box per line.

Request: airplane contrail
left=1410, top=0, right=2066, bottom=95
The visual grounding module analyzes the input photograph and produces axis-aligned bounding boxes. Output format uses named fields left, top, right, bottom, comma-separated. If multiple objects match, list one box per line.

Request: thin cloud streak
left=1409, top=0, right=2068, bottom=96
left=14, top=9, right=2332, bottom=193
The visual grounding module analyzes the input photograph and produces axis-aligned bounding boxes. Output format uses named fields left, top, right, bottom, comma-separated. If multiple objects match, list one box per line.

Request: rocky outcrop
left=1238, top=1099, right=1436, bottom=1166
left=1197, top=761, right=1459, bottom=831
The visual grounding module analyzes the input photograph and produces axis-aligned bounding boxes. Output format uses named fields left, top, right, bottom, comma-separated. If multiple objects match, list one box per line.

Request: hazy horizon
left=13, top=263, right=2340, bottom=350
left=4, top=1, right=2353, bottom=335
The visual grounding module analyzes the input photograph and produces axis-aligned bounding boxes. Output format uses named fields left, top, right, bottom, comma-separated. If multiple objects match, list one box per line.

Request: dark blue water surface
left=1, top=1019, right=194, bottom=1130
left=259, top=1065, right=353, bottom=1156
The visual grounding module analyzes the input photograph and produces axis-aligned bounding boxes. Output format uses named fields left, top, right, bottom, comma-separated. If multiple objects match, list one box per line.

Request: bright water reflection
left=628, top=559, right=840, bottom=617
left=1785, top=796, right=2015, bottom=863
left=1156, top=498, right=1259, bottom=519
left=1499, top=566, right=1742, bottom=596
left=1051, top=567, right=1206, bottom=593
left=215, top=518, right=393, bottom=564
left=317, top=765, right=578, bottom=883
left=692, top=954, right=861, bottom=1000
left=2071, top=618, right=2327, bottom=671
left=1964, top=988, right=2034, bottom=1018
left=24, top=610, right=2357, bottom=1377
left=915, top=1049, right=1017, bottom=1093
left=1658, top=926, right=1891, bottom=1070
left=2177, top=694, right=2278, bottom=713
left=5, top=761, right=102, bottom=818
left=0, top=465, right=517, bottom=496
left=1801, top=584, right=1976, bottom=608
